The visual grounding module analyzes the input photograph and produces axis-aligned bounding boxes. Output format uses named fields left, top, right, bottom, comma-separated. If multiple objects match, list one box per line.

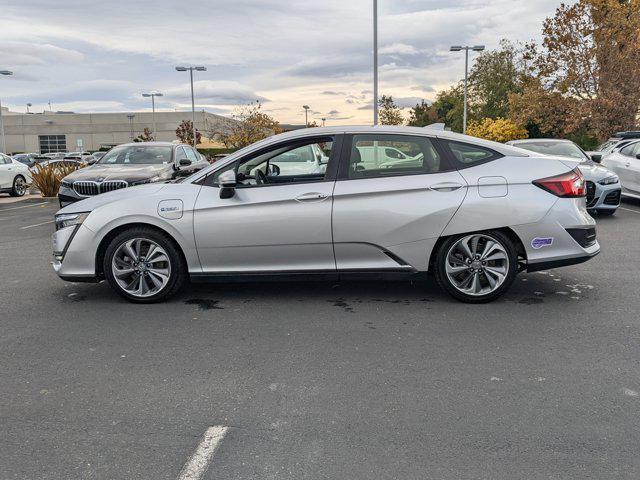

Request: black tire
left=9, top=175, right=27, bottom=197
left=103, top=227, right=187, bottom=303
left=434, top=230, right=518, bottom=303
left=596, top=209, right=616, bottom=216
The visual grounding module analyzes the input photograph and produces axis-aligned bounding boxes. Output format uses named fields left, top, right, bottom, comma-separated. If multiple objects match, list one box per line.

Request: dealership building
left=0, top=107, right=237, bottom=154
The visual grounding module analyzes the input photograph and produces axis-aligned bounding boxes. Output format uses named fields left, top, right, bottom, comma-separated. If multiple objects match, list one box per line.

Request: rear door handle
left=429, top=182, right=463, bottom=192
left=295, top=192, right=328, bottom=202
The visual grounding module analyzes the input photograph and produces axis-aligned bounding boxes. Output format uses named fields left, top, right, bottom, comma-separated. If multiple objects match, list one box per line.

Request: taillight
left=532, top=168, right=585, bottom=198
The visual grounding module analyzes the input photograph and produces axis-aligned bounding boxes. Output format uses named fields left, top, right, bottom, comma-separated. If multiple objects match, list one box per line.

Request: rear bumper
left=527, top=248, right=599, bottom=272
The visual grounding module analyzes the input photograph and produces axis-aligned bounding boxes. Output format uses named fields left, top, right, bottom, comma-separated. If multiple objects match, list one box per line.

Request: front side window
left=444, top=140, right=501, bottom=165
left=208, top=137, right=334, bottom=187
left=185, top=147, right=199, bottom=162
left=98, top=145, right=173, bottom=165
left=347, top=134, right=442, bottom=179
left=621, top=142, right=640, bottom=157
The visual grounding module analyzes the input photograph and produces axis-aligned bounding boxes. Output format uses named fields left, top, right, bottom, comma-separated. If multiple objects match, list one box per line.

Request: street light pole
left=142, top=92, right=163, bottom=138
left=373, top=0, right=379, bottom=125
left=0, top=70, right=13, bottom=153
left=303, top=105, right=310, bottom=127
left=127, top=113, right=135, bottom=141
left=449, top=45, right=484, bottom=134
left=321, top=117, right=326, bottom=127
left=175, top=66, right=206, bottom=147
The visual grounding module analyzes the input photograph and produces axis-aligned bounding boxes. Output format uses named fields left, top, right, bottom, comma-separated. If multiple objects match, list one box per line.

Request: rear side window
left=347, top=134, right=443, bottom=179
left=443, top=140, right=502, bottom=166
left=621, top=142, right=640, bottom=157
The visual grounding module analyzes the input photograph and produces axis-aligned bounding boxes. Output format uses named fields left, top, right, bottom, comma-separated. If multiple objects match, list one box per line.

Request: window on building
left=39, top=135, right=67, bottom=154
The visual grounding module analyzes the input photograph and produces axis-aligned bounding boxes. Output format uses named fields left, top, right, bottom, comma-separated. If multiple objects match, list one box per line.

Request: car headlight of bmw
left=54, top=212, right=90, bottom=231
left=598, top=175, right=619, bottom=185
left=60, top=179, right=73, bottom=189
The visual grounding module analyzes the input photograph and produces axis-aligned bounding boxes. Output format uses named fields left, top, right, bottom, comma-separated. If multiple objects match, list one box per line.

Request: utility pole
left=373, top=0, right=379, bottom=125
left=449, top=45, right=485, bottom=134
left=175, top=66, right=206, bottom=146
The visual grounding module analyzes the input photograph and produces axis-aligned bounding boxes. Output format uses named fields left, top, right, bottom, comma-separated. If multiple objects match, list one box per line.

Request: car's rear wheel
left=10, top=175, right=27, bottom=197
left=103, top=227, right=186, bottom=303
left=434, top=230, right=518, bottom=303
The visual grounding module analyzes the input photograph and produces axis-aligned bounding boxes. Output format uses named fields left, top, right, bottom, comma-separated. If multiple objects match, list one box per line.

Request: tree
left=175, top=120, right=202, bottom=146
left=378, top=95, right=404, bottom=125
left=134, top=127, right=154, bottom=142
left=468, top=40, right=525, bottom=120
left=432, top=85, right=464, bottom=132
left=530, top=0, right=640, bottom=140
left=215, top=101, right=283, bottom=149
left=466, top=117, right=529, bottom=143
left=407, top=100, right=439, bottom=127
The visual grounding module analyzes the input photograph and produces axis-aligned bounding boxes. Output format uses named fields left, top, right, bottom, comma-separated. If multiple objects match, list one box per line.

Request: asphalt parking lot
left=2, top=197, right=640, bottom=480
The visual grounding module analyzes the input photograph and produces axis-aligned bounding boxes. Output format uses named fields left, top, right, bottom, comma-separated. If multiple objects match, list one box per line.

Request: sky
left=0, top=0, right=561, bottom=125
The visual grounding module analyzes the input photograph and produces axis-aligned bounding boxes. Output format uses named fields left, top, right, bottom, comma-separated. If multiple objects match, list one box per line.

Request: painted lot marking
left=178, top=426, right=228, bottom=480
left=20, top=220, right=54, bottom=230
left=619, top=207, right=640, bottom=215
left=0, top=201, right=48, bottom=211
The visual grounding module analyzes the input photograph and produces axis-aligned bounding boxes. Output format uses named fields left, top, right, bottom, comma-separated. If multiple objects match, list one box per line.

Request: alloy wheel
left=444, top=234, right=509, bottom=296
left=14, top=177, right=26, bottom=196
left=111, top=238, right=171, bottom=298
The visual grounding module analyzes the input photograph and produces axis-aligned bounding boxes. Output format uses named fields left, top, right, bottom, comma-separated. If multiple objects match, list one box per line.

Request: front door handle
left=626, top=162, right=631, bottom=167
left=429, top=182, right=463, bottom=192
left=295, top=192, right=328, bottom=202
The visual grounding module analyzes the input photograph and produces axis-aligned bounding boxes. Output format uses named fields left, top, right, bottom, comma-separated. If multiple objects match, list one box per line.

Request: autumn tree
left=530, top=0, right=640, bottom=140
left=134, top=127, right=154, bottom=142
left=175, top=120, right=202, bottom=146
left=433, top=85, right=465, bottom=132
left=216, top=101, right=283, bottom=149
left=407, top=100, right=439, bottom=127
left=466, top=117, right=528, bottom=143
left=378, top=95, right=404, bottom=125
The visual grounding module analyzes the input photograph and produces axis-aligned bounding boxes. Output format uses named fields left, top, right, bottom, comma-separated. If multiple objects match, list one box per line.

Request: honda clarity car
left=58, top=142, right=209, bottom=206
left=506, top=139, right=621, bottom=215
left=52, top=126, right=599, bottom=304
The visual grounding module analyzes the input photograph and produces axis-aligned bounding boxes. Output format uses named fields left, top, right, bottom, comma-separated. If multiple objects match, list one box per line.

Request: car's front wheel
left=10, top=175, right=27, bottom=197
left=434, top=230, right=518, bottom=303
left=103, top=227, right=187, bottom=303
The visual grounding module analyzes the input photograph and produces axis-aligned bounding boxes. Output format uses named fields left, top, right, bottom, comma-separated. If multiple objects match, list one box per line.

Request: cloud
left=0, top=42, right=84, bottom=66
left=327, top=109, right=340, bottom=115
left=321, top=91, right=346, bottom=96
left=162, top=81, right=267, bottom=105
left=379, top=43, right=419, bottom=55
left=410, top=85, right=435, bottom=92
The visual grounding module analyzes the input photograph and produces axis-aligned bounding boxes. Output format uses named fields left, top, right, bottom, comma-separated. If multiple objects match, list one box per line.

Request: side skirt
left=190, top=269, right=427, bottom=284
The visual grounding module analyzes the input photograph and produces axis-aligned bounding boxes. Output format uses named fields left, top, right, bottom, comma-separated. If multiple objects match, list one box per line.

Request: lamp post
left=303, top=105, right=310, bottom=127
left=0, top=70, right=13, bottom=153
left=321, top=117, right=326, bottom=127
left=26, top=103, right=32, bottom=113
left=449, top=45, right=484, bottom=134
left=127, top=113, right=135, bottom=141
left=142, top=92, right=163, bottom=138
left=175, top=66, right=206, bottom=146
left=373, top=0, right=379, bottom=125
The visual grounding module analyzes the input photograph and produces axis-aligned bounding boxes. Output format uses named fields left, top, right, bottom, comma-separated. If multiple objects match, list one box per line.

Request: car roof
left=263, top=125, right=529, bottom=157
left=507, top=138, right=574, bottom=145
left=113, top=141, right=184, bottom=148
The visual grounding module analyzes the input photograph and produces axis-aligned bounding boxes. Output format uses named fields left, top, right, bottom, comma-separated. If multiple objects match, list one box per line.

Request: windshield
left=515, top=141, right=589, bottom=161
left=98, top=145, right=173, bottom=165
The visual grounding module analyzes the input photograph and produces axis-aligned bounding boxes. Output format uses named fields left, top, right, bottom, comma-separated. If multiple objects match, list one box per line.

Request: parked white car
left=0, top=153, right=32, bottom=196
left=601, top=139, right=640, bottom=200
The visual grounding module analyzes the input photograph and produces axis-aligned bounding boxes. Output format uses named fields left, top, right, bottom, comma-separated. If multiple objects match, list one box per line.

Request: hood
left=63, top=163, right=173, bottom=183
left=57, top=183, right=167, bottom=214
left=577, top=161, right=616, bottom=181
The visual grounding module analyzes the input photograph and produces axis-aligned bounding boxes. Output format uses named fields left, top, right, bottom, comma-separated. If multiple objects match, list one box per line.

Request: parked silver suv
left=52, top=126, right=599, bottom=303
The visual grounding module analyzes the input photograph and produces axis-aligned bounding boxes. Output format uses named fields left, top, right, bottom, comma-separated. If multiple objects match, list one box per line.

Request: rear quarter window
left=443, top=140, right=503, bottom=167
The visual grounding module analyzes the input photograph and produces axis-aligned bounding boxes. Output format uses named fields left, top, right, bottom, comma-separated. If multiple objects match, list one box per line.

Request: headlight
left=54, top=212, right=89, bottom=231
left=598, top=175, right=619, bottom=185
left=61, top=180, right=73, bottom=188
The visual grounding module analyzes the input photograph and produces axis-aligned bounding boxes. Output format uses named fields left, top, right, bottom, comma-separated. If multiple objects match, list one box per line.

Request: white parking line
left=0, top=201, right=48, bottom=211
left=619, top=207, right=640, bottom=215
left=20, top=220, right=54, bottom=230
left=178, top=426, right=228, bottom=480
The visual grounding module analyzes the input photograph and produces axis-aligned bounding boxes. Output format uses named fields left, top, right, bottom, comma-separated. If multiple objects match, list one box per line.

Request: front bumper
left=52, top=223, right=98, bottom=280
left=586, top=180, right=621, bottom=211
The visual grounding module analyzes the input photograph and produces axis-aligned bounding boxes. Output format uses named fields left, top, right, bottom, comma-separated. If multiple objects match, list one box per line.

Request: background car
left=42, top=152, right=67, bottom=160
left=601, top=139, right=640, bottom=200
left=587, top=131, right=640, bottom=162
left=0, top=153, right=32, bottom=196
left=12, top=153, right=46, bottom=168
left=507, top=138, right=621, bottom=215
left=52, top=126, right=599, bottom=304
left=58, top=142, right=209, bottom=206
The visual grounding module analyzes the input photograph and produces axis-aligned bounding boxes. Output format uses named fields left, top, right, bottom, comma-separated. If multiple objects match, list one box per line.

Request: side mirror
left=590, top=153, right=602, bottom=163
left=179, top=158, right=192, bottom=167
left=218, top=170, right=237, bottom=199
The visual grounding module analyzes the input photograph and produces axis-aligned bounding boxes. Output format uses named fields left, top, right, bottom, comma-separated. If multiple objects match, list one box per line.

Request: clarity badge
left=531, top=237, right=553, bottom=249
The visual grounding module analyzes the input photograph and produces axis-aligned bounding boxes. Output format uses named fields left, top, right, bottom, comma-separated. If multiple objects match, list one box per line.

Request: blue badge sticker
left=531, top=237, right=553, bottom=249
